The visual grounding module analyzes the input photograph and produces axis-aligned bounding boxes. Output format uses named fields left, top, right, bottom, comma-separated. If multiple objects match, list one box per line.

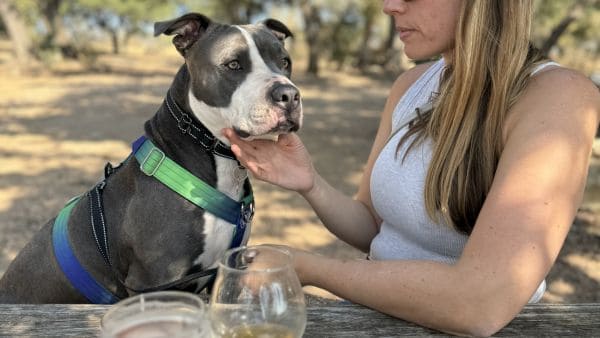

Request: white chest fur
left=192, top=156, right=249, bottom=269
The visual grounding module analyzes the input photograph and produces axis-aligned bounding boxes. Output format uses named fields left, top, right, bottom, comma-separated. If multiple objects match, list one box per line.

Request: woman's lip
left=397, top=28, right=415, bottom=40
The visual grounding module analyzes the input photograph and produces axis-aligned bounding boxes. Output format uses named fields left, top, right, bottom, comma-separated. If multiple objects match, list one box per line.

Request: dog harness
left=52, top=136, right=254, bottom=304
left=52, top=195, right=119, bottom=304
left=132, top=135, right=254, bottom=236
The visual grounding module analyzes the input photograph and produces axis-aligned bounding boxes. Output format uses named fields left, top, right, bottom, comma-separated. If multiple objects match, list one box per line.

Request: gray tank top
left=369, top=59, right=559, bottom=302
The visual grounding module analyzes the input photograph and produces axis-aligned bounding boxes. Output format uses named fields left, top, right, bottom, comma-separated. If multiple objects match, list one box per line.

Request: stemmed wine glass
left=209, top=245, right=307, bottom=338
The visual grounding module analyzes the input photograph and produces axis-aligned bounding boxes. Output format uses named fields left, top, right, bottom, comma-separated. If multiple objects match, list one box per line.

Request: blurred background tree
left=72, top=0, right=176, bottom=54
left=0, top=0, right=34, bottom=67
left=0, top=0, right=597, bottom=78
left=533, top=0, right=599, bottom=75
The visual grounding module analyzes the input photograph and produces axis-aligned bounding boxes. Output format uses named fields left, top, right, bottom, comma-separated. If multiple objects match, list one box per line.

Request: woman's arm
left=223, top=130, right=378, bottom=252
left=225, top=62, right=435, bottom=252
left=300, top=62, right=435, bottom=251
left=292, top=68, right=600, bottom=336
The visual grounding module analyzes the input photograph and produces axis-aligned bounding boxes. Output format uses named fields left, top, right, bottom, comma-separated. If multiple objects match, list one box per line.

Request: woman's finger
left=230, top=144, right=257, bottom=167
left=229, top=143, right=243, bottom=159
left=278, top=132, right=295, bottom=145
left=222, top=128, right=253, bottom=152
left=228, top=142, right=267, bottom=179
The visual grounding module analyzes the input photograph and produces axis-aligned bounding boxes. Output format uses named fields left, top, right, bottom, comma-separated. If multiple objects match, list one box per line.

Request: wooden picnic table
left=0, top=297, right=597, bottom=337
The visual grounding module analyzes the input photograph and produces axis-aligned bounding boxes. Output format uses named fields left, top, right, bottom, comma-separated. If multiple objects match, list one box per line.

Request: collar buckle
left=178, top=113, right=192, bottom=134
left=209, top=136, right=222, bottom=152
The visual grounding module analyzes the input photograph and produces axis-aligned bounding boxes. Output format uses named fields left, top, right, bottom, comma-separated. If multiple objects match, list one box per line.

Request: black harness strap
left=88, top=162, right=219, bottom=295
left=88, top=182, right=110, bottom=267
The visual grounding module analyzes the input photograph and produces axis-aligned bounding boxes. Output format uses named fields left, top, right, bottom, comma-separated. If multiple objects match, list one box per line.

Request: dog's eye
left=281, top=58, right=290, bottom=70
left=226, top=60, right=241, bottom=71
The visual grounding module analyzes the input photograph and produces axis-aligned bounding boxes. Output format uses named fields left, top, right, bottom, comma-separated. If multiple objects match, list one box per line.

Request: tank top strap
left=531, top=61, right=561, bottom=76
left=391, top=59, right=445, bottom=130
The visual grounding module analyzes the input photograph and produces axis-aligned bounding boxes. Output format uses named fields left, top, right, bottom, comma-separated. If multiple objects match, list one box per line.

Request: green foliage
left=62, top=0, right=178, bottom=54
left=73, top=0, right=176, bottom=26
left=10, top=0, right=40, bottom=25
left=178, top=0, right=272, bottom=23
left=1, top=0, right=596, bottom=73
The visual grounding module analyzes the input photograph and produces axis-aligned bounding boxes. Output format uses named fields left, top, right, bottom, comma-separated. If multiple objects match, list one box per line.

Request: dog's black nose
left=271, top=84, right=300, bottom=112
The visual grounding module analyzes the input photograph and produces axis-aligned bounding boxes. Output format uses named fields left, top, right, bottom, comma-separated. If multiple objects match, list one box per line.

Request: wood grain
left=0, top=302, right=597, bottom=337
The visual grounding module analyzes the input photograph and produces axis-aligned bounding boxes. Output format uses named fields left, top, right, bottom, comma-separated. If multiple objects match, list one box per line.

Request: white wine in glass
left=210, top=245, right=307, bottom=338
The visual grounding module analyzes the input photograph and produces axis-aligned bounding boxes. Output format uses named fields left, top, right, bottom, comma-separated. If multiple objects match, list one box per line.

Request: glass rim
left=100, top=290, right=206, bottom=328
left=218, top=244, right=293, bottom=273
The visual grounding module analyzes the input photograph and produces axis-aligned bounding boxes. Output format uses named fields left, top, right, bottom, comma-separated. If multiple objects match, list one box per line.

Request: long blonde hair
left=398, top=0, right=545, bottom=234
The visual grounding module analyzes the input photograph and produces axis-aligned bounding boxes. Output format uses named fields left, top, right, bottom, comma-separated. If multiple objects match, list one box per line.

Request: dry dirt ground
left=0, top=41, right=598, bottom=303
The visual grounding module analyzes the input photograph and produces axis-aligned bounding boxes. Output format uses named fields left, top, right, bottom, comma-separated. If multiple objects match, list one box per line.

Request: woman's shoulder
left=526, top=66, right=599, bottom=118
left=505, top=65, right=600, bottom=141
left=529, top=65, right=598, bottom=96
left=387, top=60, right=441, bottom=107
left=400, top=60, right=439, bottom=80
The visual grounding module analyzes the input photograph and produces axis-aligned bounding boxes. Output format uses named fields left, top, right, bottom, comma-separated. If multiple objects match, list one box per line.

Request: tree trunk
left=39, top=0, right=62, bottom=49
left=221, top=0, right=246, bottom=24
left=110, top=30, right=119, bottom=54
left=300, top=0, right=321, bottom=76
left=96, top=15, right=120, bottom=54
left=0, top=0, right=33, bottom=66
left=384, top=16, right=396, bottom=53
left=243, top=0, right=264, bottom=24
left=539, top=0, right=585, bottom=56
left=382, top=15, right=410, bottom=72
left=356, top=3, right=378, bottom=72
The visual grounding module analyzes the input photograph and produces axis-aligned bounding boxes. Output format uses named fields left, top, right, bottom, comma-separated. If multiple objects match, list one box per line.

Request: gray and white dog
left=0, top=13, right=302, bottom=303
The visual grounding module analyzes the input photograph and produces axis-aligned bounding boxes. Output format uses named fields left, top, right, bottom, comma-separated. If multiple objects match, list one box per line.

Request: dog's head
left=154, top=13, right=302, bottom=141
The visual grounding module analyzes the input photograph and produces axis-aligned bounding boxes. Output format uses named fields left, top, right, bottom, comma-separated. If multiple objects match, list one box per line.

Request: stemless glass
left=210, top=245, right=307, bottom=338
left=100, top=291, right=212, bottom=338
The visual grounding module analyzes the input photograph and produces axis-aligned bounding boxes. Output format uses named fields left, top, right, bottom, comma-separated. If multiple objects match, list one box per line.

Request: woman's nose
left=383, top=0, right=408, bottom=15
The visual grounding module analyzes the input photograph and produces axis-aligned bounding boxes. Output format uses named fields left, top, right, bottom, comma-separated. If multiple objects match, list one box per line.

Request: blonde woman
left=223, top=0, right=600, bottom=335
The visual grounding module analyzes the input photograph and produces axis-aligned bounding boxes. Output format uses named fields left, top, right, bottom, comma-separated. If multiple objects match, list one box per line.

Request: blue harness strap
left=52, top=196, right=120, bottom=304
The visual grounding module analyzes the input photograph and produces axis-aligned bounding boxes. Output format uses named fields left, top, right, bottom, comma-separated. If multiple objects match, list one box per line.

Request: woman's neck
left=442, top=49, right=454, bottom=65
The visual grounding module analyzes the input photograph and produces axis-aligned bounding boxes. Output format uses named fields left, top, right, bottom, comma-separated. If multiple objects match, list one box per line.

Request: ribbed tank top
left=369, top=59, right=559, bottom=303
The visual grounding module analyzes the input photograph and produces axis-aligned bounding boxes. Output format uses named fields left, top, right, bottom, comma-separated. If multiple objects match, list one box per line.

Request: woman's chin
left=403, top=47, right=442, bottom=63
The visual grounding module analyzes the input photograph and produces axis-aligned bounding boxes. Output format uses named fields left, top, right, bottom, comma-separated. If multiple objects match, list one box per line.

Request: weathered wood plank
left=495, top=303, right=600, bottom=337
left=306, top=303, right=600, bottom=337
left=0, top=304, right=106, bottom=336
left=0, top=303, right=598, bottom=337
left=305, top=304, right=448, bottom=337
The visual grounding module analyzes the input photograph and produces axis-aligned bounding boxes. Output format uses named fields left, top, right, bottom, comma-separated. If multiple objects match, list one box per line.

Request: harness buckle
left=140, top=147, right=166, bottom=176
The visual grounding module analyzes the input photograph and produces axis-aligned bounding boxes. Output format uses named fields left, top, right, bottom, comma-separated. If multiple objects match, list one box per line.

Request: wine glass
left=100, top=291, right=212, bottom=338
left=209, top=245, right=307, bottom=338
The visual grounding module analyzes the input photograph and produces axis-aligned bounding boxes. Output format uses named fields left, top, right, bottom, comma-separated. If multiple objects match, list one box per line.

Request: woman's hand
left=222, top=129, right=316, bottom=194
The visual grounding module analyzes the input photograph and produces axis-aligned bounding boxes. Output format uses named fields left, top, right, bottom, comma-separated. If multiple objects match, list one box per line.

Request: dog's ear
left=154, top=13, right=211, bottom=56
left=261, top=19, right=293, bottom=42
